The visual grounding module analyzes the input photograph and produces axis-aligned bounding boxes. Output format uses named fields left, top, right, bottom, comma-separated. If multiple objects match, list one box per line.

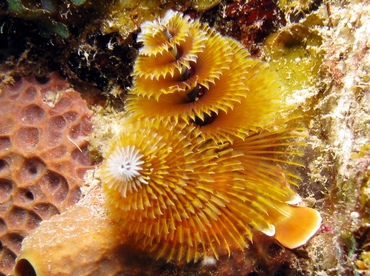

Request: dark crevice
left=186, top=84, right=207, bottom=103
left=193, top=111, right=217, bottom=127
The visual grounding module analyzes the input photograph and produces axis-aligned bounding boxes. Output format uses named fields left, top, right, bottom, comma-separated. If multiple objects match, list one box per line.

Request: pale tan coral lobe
left=14, top=188, right=130, bottom=276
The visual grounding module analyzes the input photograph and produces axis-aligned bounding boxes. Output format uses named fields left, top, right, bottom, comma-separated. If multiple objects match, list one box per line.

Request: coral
left=262, top=5, right=325, bottom=95
left=220, top=0, right=284, bottom=54
left=101, top=0, right=221, bottom=39
left=101, top=118, right=321, bottom=262
left=14, top=187, right=131, bottom=276
left=100, top=10, right=321, bottom=263
left=356, top=251, right=370, bottom=271
left=300, top=1, right=370, bottom=274
left=277, top=0, right=319, bottom=20
left=7, top=0, right=370, bottom=274
left=0, top=73, right=93, bottom=275
left=12, top=10, right=323, bottom=272
left=101, top=121, right=247, bottom=261
left=127, top=11, right=290, bottom=142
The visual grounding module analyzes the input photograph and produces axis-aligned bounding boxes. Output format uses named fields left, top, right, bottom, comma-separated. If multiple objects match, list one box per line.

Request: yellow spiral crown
left=101, top=10, right=322, bottom=263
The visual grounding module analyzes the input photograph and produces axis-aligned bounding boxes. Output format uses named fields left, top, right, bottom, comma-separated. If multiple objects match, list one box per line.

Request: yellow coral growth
left=101, top=10, right=322, bottom=263
left=102, top=120, right=246, bottom=261
left=101, top=121, right=320, bottom=262
left=135, top=13, right=207, bottom=80
left=127, top=11, right=291, bottom=143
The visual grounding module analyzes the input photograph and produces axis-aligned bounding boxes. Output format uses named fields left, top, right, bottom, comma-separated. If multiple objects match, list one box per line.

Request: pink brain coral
left=0, top=73, right=93, bottom=275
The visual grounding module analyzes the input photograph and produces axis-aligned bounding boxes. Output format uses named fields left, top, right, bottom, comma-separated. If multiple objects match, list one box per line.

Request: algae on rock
left=101, top=0, right=220, bottom=39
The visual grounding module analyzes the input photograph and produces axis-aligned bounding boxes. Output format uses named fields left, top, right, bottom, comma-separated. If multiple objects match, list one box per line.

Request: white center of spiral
left=107, top=145, right=148, bottom=197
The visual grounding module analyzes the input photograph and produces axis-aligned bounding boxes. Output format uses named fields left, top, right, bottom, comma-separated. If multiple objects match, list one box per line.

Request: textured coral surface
left=101, top=0, right=221, bottom=39
left=14, top=188, right=130, bottom=276
left=304, top=2, right=370, bottom=274
left=0, top=73, right=93, bottom=275
left=2, top=0, right=370, bottom=275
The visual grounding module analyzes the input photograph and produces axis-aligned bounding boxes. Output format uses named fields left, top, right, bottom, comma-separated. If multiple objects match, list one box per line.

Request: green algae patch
left=262, top=9, right=326, bottom=93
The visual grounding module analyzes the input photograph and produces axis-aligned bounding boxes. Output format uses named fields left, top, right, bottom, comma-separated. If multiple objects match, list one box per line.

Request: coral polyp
left=101, top=119, right=321, bottom=262
left=127, top=10, right=289, bottom=143
left=100, top=10, right=322, bottom=263
left=101, top=120, right=243, bottom=261
left=102, top=145, right=146, bottom=197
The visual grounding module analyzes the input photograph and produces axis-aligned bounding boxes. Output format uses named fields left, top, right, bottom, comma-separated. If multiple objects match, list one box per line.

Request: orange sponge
left=273, top=205, right=322, bottom=249
left=0, top=73, right=93, bottom=275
